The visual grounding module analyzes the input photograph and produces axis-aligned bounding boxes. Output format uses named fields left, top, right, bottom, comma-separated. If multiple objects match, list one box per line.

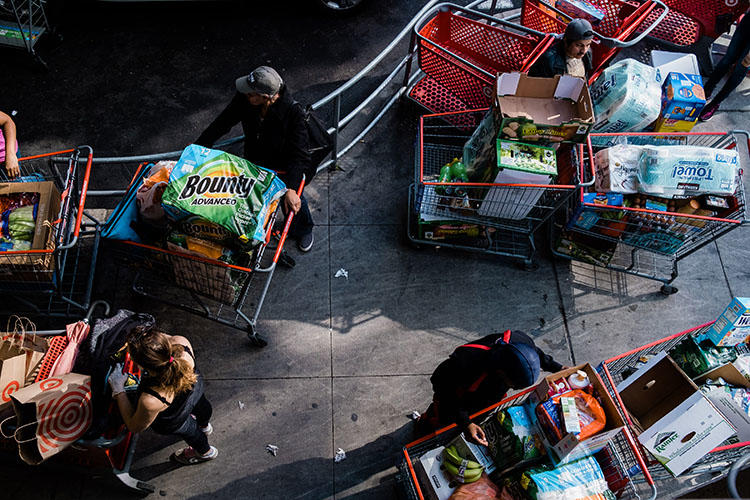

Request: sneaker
left=171, top=446, right=218, bottom=465
left=699, top=101, right=719, bottom=121
left=200, top=422, right=213, bottom=436
left=297, top=232, right=314, bottom=252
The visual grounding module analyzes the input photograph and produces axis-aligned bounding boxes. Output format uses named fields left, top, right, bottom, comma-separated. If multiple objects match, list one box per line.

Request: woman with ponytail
left=108, top=326, right=218, bottom=464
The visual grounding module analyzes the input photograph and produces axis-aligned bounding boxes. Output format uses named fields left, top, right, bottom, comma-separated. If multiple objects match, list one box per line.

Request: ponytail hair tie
left=169, top=356, right=174, bottom=364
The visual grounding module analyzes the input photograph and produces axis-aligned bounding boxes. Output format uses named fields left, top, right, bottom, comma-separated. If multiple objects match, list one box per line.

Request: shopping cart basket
left=398, top=386, right=657, bottom=499
left=407, top=109, right=594, bottom=266
left=408, top=3, right=556, bottom=115
left=519, top=0, right=669, bottom=80
left=0, top=147, right=98, bottom=319
left=97, top=161, right=304, bottom=347
left=597, top=322, right=750, bottom=498
left=551, top=131, right=748, bottom=295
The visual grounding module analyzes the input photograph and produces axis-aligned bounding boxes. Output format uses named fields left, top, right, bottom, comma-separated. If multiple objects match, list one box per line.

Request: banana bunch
left=441, top=445, right=484, bottom=483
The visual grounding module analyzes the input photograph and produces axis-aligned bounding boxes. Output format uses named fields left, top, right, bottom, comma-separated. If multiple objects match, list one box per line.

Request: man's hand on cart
left=467, top=422, right=488, bottom=446
left=284, top=189, right=302, bottom=214
left=108, top=363, right=128, bottom=397
left=5, top=151, right=19, bottom=178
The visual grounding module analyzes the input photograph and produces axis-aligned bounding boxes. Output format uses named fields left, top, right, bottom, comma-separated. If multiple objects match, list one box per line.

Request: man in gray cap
left=196, top=66, right=315, bottom=252
left=529, top=18, right=594, bottom=79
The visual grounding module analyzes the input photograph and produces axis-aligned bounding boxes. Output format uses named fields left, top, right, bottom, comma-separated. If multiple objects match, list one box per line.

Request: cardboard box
left=652, top=116, right=698, bottom=133
left=660, top=72, right=706, bottom=121
left=531, top=363, right=627, bottom=464
left=696, top=365, right=750, bottom=442
left=496, top=73, right=594, bottom=144
left=704, top=297, right=750, bottom=346
left=414, top=446, right=456, bottom=500
left=497, top=140, right=557, bottom=176
left=0, top=181, right=60, bottom=277
left=651, top=51, right=700, bottom=83
left=616, top=352, right=736, bottom=476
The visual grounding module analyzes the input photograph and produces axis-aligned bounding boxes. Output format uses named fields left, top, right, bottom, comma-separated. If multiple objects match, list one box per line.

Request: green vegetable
left=8, top=205, right=36, bottom=242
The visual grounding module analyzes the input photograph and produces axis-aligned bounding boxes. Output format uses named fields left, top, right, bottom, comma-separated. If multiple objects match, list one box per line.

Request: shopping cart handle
left=272, top=175, right=307, bottom=265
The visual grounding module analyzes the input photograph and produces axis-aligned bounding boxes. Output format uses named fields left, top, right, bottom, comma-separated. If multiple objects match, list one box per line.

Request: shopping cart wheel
left=247, top=327, right=268, bottom=347
left=660, top=284, right=678, bottom=295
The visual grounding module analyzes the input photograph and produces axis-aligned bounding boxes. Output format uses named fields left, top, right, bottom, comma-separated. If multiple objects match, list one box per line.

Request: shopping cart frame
left=0, top=146, right=100, bottom=319
left=95, top=160, right=304, bottom=347
left=399, top=385, right=658, bottom=500
left=551, top=130, right=749, bottom=294
left=597, top=322, right=750, bottom=497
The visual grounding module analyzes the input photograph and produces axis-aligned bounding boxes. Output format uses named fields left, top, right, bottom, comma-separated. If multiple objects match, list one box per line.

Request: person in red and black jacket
left=196, top=66, right=315, bottom=252
left=418, top=330, right=566, bottom=445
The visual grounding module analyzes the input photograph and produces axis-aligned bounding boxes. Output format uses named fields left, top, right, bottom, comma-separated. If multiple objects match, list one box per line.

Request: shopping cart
left=0, top=302, right=155, bottom=494
left=0, top=147, right=99, bottom=319
left=407, top=109, right=594, bottom=267
left=597, top=322, right=750, bottom=498
left=0, top=0, right=53, bottom=68
left=398, top=386, right=658, bottom=500
left=518, top=0, right=669, bottom=81
left=96, top=160, right=304, bottom=347
left=551, top=131, right=748, bottom=294
left=407, top=3, right=556, bottom=115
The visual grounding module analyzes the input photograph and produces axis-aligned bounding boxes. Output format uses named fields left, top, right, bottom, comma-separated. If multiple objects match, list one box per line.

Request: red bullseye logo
left=39, top=378, right=63, bottom=391
left=37, top=381, right=92, bottom=454
left=2, top=381, right=20, bottom=402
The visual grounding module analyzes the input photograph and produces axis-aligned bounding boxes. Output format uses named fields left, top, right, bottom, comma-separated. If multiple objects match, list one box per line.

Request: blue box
left=661, top=72, right=706, bottom=122
left=702, top=297, right=750, bottom=346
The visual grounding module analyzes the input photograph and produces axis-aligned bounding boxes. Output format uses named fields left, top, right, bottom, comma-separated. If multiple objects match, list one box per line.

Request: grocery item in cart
left=589, top=59, right=661, bottom=142
left=463, top=108, right=502, bottom=183
left=637, top=145, right=739, bottom=198
left=536, top=389, right=606, bottom=444
left=701, top=297, right=750, bottom=347
left=448, top=473, right=501, bottom=500
left=162, top=145, right=286, bottom=246
left=497, top=140, right=557, bottom=176
left=659, top=72, right=706, bottom=122
left=513, top=455, right=615, bottom=500
left=593, top=144, right=640, bottom=193
left=669, top=333, right=739, bottom=378
left=136, top=160, right=174, bottom=222
left=486, top=405, right=546, bottom=472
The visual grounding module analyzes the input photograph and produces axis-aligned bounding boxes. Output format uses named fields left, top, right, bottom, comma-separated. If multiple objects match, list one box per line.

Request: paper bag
left=8, top=372, right=92, bottom=465
left=0, top=317, right=48, bottom=412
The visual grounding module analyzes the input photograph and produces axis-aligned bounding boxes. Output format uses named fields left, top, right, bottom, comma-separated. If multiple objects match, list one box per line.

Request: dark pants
left=286, top=194, right=314, bottom=239
left=705, top=14, right=750, bottom=107
left=170, top=395, right=213, bottom=454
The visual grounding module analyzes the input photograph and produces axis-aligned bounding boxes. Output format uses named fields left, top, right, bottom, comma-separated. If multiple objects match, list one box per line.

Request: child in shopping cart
left=528, top=18, right=594, bottom=79
left=108, top=326, right=218, bottom=465
left=0, top=110, right=19, bottom=178
left=416, top=330, right=567, bottom=446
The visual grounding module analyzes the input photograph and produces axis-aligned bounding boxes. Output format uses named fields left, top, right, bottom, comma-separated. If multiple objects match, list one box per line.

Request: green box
left=497, top=140, right=557, bottom=176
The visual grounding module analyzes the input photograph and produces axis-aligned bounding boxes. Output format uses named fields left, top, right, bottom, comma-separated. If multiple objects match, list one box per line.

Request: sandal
left=171, top=446, right=218, bottom=465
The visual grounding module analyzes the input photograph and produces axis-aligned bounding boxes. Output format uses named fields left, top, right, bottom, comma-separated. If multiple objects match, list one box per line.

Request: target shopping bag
left=0, top=321, right=47, bottom=413
left=6, top=372, right=92, bottom=465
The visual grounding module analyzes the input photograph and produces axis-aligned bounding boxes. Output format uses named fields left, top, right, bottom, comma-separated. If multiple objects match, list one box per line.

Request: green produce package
left=162, top=145, right=287, bottom=246
left=486, top=405, right=546, bottom=472
left=515, top=456, right=615, bottom=500
left=669, top=334, right=739, bottom=378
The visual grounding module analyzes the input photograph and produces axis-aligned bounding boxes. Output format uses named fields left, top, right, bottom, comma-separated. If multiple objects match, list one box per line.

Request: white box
left=416, top=446, right=456, bottom=500
left=651, top=51, right=700, bottom=83
left=449, top=432, right=496, bottom=474
left=477, top=169, right=551, bottom=220
left=704, top=297, right=750, bottom=346
left=638, top=391, right=736, bottom=476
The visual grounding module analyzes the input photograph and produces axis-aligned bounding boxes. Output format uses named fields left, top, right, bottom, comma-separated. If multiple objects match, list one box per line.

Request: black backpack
left=295, top=101, right=334, bottom=182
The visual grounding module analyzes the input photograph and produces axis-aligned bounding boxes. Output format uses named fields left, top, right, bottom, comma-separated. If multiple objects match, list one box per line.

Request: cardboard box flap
left=695, top=363, right=750, bottom=388
left=497, top=72, right=522, bottom=96
left=498, top=96, right=576, bottom=125
left=554, top=75, right=585, bottom=101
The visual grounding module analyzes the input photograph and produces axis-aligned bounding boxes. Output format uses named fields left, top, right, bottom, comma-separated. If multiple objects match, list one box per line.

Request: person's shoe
left=171, top=446, right=218, bottom=465
left=200, top=422, right=213, bottom=436
left=298, top=232, right=314, bottom=252
left=699, top=101, right=719, bottom=121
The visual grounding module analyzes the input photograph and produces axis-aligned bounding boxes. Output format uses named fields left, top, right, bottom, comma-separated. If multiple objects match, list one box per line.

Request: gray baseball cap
left=236, top=66, right=283, bottom=95
left=564, top=18, right=595, bottom=41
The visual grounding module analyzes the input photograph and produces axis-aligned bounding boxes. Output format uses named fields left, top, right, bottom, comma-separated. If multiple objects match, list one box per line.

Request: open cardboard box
left=695, top=363, right=750, bottom=442
left=531, top=363, right=626, bottom=464
left=0, top=181, right=60, bottom=279
left=414, top=446, right=457, bottom=500
left=496, top=73, right=594, bottom=144
left=616, top=352, right=736, bottom=476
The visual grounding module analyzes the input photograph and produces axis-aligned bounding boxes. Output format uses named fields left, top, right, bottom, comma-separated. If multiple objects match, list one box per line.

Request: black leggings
left=169, top=395, right=213, bottom=454
left=704, top=13, right=750, bottom=107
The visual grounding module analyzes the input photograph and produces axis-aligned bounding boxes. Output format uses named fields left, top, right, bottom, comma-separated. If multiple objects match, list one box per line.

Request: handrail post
left=403, top=31, right=417, bottom=89
left=333, top=94, right=342, bottom=164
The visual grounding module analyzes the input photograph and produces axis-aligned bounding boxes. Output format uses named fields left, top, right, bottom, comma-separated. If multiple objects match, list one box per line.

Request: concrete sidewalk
left=1, top=1, right=749, bottom=498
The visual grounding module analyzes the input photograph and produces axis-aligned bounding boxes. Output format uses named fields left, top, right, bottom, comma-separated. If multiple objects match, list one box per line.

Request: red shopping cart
left=551, top=131, right=748, bottom=294
left=597, top=322, right=750, bottom=497
left=408, top=3, right=556, bottom=114
left=399, top=385, right=658, bottom=499
left=519, top=0, right=669, bottom=81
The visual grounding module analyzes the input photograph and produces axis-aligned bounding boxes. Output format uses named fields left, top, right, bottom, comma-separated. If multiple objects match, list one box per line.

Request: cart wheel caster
left=660, top=284, right=678, bottom=296
left=136, top=481, right=156, bottom=494
left=520, top=260, right=539, bottom=272
left=247, top=328, right=268, bottom=347
left=279, top=251, right=296, bottom=269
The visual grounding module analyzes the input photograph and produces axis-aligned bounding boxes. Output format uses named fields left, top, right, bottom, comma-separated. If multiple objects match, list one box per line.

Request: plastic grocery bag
left=589, top=59, right=661, bottom=143
left=488, top=405, right=546, bottom=471
left=637, top=145, right=739, bottom=198
left=449, top=473, right=501, bottom=500
left=519, top=456, right=615, bottom=500
left=162, top=145, right=286, bottom=246
left=136, top=160, right=174, bottom=222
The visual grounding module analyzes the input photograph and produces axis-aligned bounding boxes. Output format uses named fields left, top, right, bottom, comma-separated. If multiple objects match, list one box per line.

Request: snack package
left=590, top=59, right=662, bottom=142
left=136, top=161, right=175, bottom=222
left=489, top=405, right=546, bottom=471
left=517, top=456, right=615, bottom=500
left=637, top=146, right=739, bottom=198
left=161, top=145, right=286, bottom=246
left=593, top=145, right=641, bottom=193
left=536, top=390, right=606, bottom=444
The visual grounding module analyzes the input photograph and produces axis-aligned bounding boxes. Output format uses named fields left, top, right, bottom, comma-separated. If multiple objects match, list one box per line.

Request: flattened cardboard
left=414, top=446, right=456, bottom=500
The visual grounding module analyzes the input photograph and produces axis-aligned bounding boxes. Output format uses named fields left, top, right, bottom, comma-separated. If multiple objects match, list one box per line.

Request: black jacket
left=430, top=331, right=563, bottom=428
left=196, top=85, right=311, bottom=191
left=528, top=38, right=593, bottom=79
